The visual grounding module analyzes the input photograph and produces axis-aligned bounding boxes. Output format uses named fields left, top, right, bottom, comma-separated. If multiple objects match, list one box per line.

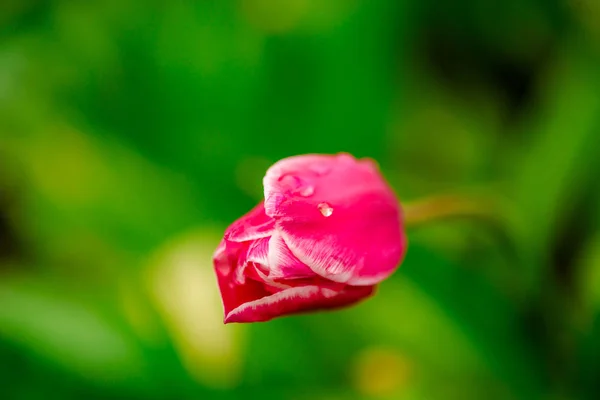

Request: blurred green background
left=1, top=0, right=600, bottom=399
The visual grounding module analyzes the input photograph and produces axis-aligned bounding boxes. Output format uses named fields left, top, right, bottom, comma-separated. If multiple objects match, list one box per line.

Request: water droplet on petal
left=318, top=203, right=333, bottom=217
left=298, top=185, right=314, bottom=197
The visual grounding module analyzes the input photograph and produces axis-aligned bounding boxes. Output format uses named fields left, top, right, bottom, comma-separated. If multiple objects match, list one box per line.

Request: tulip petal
left=224, top=284, right=375, bottom=323
left=212, top=239, right=227, bottom=264
left=244, top=237, right=294, bottom=291
left=213, top=239, right=243, bottom=279
left=245, top=237, right=270, bottom=265
left=245, top=263, right=292, bottom=292
left=263, top=154, right=337, bottom=217
left=263, top=154, right=406, bottom=285
left=278, top=196, right=406, bottom=285
left=266, top=232, right=315, bottom=279
left=213, top=240, right=272, bottom=318
left=225, top=203, right=275, bottom=243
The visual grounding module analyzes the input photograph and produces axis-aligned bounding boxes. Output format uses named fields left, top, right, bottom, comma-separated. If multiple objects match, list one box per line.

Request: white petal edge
left=224, top=285, right=338, bottom=323
left=246, top=237, right=270, bottom=265
left=226, top=220, right=275, bottom=243
left=252, top=265, right=292, bottom=290
left=263, top=154, right=336, bottom=217
left=279, top=230, right=354, bottom=284
left=213, top=240, right=226, bottom=260
left=266, top=231, right=296, bottom=279
left=279, top=230, right=402, bottom=286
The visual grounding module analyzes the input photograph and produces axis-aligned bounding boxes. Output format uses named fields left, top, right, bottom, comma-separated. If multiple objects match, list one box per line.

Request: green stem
left=402, top=193, right=502, bottom=228
left=402, top=192, right=524, bottom=295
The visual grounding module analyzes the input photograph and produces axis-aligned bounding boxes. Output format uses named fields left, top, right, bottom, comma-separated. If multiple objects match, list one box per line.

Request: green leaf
left=0, top=274, right=144, bottom=384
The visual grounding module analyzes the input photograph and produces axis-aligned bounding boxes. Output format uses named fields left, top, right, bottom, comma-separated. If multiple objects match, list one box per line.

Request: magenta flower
left=213, top=153, right=407, bottom=323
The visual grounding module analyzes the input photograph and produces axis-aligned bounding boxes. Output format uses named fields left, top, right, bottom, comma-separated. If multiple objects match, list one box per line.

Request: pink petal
left=224, top=203, right=275, bottom=243
left=245, top=263, right=292, bottom=292
left=245, top=237, right=270, bottom=265
left=263, top=153, right=406, bottom=285
left=214, top=235, right=373, bottom=323
left=213, top=240, right=272, bottom=317
left=243, top=237, right=295, bottom=291
left=241, top=234, right=313, bottom=281
left=266, top=232, right=315, bottom=279
left=224, top=284, right=375, bottom=323
left=212, top=239, right=227, bottom=263
left=263, top=154, right=337, bottom=217
left=213, top=239, right=243, bottom=279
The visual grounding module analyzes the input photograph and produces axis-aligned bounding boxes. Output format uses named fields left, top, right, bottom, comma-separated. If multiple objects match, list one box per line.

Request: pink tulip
left=213, top=153, right=407, bottom=323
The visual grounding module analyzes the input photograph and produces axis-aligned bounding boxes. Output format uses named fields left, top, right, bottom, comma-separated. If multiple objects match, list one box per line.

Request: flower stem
left=402, top=193, right=501, bottom=228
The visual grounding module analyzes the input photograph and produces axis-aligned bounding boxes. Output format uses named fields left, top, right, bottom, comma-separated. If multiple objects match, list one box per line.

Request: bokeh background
left=1, top=0, right=600, bottom=399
